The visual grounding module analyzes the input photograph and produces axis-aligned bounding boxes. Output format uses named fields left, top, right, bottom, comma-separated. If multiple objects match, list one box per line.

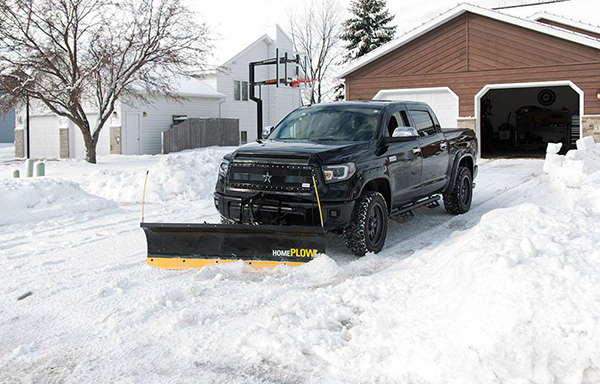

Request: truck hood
left=232, top=140, right=371, bottom=164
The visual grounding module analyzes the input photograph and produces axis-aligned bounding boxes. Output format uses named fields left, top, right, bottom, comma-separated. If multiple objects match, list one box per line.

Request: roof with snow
left=339, top=3, right=600, bottom=78
left=170, top=75, right=224, bottom=98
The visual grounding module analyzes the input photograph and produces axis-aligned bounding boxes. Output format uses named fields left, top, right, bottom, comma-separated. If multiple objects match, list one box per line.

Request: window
left=240, top=131, right=247, bottom=144
left=269, top=107, right=382, bottom=142
left=242, top=81, right=248, bottom=101
left=411, top=110, right=437, bottom=136
left=234, top=80, right=240, bottom=101
left=234, top=80, right=249, bottom=101
left=387, top=110, right=411, bottom=136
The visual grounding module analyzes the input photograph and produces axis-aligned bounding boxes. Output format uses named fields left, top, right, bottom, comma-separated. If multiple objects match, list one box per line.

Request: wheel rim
left=460, top=175, right=472, bottom=206
left=367, top=202, right=385, bottom=246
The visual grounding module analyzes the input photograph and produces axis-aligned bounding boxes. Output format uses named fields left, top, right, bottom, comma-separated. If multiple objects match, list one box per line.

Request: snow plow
left=141, top=223, right=326, bottom=270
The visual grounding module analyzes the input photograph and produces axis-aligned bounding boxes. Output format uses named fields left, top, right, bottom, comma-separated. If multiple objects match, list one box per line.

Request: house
left=202, top=25, right=302, bottom=144
left=15, top=25, right=301, bottom=159
left=14, top=76, right=225, bottom=159
left=339, top=4, right=600, bottom=158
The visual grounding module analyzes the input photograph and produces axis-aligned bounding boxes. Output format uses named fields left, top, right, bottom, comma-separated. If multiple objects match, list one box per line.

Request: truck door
left=383, top=108, right=422, bottom=207
left=409, top=109, right=450, bottom=195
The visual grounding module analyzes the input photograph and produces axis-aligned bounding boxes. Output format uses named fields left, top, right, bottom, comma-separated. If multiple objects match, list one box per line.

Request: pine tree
left=341, top=0, right=397, bottom=61
left=335, top=0, right=396, bottom=100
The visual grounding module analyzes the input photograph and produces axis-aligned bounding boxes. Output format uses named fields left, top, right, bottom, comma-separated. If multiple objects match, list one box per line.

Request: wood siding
left=346, top=13, right=600, bottom=116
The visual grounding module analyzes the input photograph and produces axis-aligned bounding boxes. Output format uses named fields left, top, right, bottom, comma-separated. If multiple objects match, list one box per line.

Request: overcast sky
left=185, top=0, right=600, bottom=65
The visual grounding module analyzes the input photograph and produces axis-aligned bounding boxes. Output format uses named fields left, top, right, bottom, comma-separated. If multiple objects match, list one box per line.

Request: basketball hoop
left=290, top=78, right=316, bottom=88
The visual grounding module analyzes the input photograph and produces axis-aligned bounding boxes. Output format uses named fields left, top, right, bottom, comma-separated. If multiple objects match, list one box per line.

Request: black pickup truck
left=214, top=101, right=477, bottom=256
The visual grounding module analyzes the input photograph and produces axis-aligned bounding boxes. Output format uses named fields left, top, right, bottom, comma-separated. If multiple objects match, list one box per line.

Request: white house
left=201, top=25, right=302, bottom=144
left=14, top=76, right=224, bottom=159
left=15, top=25, right=302, bottom=159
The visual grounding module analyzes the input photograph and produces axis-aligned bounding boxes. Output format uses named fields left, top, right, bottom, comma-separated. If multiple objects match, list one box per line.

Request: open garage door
left=476, top=82, right=582, bottom=158
left=373, top=87, right=459, bottom=129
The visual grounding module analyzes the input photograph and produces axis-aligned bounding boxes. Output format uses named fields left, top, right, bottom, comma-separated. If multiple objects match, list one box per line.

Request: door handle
left=440, top=142, right=447, bottom=150
left=412, top=147, right=421, bottom=154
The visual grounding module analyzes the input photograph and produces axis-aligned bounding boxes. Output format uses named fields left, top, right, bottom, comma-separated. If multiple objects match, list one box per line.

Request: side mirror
left=392, top=126, right=418, bottom=138
left=262, top=125, right=274, bottom=138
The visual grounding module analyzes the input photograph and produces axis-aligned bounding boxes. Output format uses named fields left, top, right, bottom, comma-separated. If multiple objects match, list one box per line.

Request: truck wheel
left=344, top=191, right=388, bottom=256
left=443, top=166, right=473, bottom=215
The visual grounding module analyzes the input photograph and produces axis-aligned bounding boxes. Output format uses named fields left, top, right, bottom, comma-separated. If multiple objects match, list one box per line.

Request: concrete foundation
left=457, top=117, right=476, bottom=130
left=110, top=126, right=122, bottom=155
left=582, top=115, right=600, bottom=143
left=59, top=128, right=69, bottom=158
left=14, top=129, right=24, bottom=158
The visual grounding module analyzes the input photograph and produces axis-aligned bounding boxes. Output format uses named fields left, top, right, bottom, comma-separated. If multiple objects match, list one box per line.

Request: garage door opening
left=477, top=84, right=581, bottom=158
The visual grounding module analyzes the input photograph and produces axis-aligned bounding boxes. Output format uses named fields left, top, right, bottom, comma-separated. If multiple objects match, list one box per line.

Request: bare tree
left=0, top=0, right=211, bottom=163
left=288, top=0, right=342, bottom=104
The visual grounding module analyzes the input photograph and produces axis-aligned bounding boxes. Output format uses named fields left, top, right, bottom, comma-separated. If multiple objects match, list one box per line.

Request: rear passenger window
left=411, top=111, right=437, bottom=136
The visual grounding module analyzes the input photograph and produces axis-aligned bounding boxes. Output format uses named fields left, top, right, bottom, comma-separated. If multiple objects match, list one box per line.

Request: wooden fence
left=162, top=118, right=239, bottom=154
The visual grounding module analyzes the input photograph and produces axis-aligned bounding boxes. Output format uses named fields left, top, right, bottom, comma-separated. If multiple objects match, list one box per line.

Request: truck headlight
left=322, top=163, right=356, bottom=183
left=218, top=159, right=230, bottom=177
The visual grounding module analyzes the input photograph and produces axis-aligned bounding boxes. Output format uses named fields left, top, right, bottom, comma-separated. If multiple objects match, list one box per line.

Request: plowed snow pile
left=79, top=147, right=232, bottom=203
left=0, top=178, right=117, bottom=225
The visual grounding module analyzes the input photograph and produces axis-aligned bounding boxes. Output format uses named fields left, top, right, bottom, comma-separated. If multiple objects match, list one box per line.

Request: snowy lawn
left=0, top=144, right=599, bottom=383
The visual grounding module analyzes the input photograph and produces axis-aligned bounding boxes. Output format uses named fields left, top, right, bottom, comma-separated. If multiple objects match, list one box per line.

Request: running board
left=390, top=195, right=441, bottom=218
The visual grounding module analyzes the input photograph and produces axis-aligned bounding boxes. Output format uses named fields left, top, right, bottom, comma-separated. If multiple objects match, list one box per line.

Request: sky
left=186, top=0, right=600, bottom=66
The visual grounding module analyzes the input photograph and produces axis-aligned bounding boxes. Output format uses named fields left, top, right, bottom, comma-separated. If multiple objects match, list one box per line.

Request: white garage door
left=373, top=87, right=459, bottom=129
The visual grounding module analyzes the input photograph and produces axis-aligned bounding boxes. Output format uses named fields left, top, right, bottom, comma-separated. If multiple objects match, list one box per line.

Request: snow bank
left=79, top=147, right=232, bottom=204
left=0, top=178, right=117, bottom=225
left=543, top=136, right=600, bottom=213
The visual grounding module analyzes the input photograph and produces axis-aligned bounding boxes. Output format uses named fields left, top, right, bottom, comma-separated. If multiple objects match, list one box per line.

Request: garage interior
left=480, top=86, right=580, bottom=158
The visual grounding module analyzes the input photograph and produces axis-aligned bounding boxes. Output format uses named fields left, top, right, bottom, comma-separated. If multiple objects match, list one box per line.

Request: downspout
left=218, top=97, right=226, bottom=118
left=25, top=96, right=30, bottom=159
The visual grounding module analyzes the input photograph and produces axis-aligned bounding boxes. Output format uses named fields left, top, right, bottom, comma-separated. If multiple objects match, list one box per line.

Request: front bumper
left=214, top=192, right=355, bottom=230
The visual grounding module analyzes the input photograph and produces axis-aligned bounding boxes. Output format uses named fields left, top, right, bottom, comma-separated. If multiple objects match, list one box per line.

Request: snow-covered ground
left=0, top=143, right=14, bottom=162
left=0, top=142, right=599, bottom=383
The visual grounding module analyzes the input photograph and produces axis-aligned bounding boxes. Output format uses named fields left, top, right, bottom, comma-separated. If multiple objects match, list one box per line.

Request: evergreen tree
left=341, top=0, right=397, bottom=61
left=335, top=0, right=396, bottom=100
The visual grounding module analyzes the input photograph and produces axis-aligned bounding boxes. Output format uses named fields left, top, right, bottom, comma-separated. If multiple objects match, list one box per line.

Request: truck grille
left=228, top=163, right=314, bottom=192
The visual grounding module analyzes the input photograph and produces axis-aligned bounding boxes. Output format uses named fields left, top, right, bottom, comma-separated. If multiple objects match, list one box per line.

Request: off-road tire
left=343, top=191, right=388, bottom=256
left=443, top=166, right=473, bottom=215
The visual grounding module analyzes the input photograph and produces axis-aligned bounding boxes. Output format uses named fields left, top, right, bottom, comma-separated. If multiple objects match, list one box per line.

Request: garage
left=340, top=4, right=600, bottom=157
left=373, top=87, right=459, bottom=129
left=477, top=82, right=582, bottom=157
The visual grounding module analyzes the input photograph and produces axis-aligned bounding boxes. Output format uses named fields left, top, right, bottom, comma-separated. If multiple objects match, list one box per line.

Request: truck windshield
left=268, top=107, right=382, bottom=141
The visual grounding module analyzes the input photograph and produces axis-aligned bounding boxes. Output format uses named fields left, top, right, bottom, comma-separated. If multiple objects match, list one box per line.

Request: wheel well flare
left=362, top=178, right=391, bottom=213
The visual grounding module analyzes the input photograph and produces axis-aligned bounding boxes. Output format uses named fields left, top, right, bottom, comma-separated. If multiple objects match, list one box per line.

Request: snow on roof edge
left=528, top=12, right=600, bottom=36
